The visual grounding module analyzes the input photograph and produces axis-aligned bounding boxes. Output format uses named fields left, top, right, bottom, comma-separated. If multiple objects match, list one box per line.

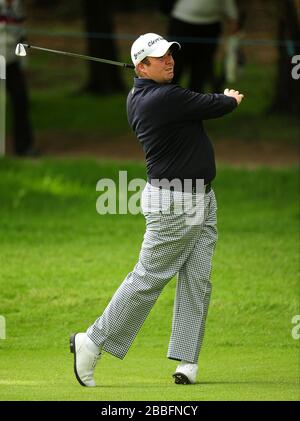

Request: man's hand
left=224, top=88, right=244, bottom=105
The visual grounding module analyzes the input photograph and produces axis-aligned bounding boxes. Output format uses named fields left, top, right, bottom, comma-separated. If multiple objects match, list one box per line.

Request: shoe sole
left=70, top=333, right=87, bottom=387
left=173, top=372, right=191, bottom=385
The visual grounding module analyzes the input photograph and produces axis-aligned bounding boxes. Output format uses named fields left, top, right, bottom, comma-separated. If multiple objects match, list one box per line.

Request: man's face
left=138, top=50, right=175, bottom=83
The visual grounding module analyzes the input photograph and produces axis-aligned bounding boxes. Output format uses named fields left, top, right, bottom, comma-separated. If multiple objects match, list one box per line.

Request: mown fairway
left=0, top=159, right=298, bottom=400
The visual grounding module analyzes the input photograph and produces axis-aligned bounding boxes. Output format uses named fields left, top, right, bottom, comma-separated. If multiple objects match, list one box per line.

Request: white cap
left=131, top=33, right=181, bottom=66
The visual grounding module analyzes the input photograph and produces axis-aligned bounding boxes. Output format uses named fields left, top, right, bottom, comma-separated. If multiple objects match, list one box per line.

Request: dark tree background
left=82, top=0, right=125, bottom=95
left=271, top=0, right=300, bottom=115
left=270, top=0, right=300, bottom=115
left=30, top=0, right=300, bottom=107
left=228, top=0, right=300, bottom=116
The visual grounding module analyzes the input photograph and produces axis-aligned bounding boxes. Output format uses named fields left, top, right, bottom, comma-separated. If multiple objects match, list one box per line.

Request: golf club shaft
left=22, top=43, right=135, bottom=69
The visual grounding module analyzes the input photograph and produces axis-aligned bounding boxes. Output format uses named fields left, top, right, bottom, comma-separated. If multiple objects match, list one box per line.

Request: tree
left=82, top=0, right=125, bottom=95
left=270, top=0, right=300, bottom=115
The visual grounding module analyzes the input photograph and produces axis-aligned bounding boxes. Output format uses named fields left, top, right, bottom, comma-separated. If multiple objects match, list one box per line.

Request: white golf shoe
left=173, top=360, right=198, bottom=384
left=70, top=332, right=101, bottom=387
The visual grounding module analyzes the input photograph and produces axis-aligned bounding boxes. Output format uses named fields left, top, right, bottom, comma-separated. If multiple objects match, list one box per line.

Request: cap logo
left=148, top=36, right=164, bottom=47
left=134, top=49, right=145, bottom=60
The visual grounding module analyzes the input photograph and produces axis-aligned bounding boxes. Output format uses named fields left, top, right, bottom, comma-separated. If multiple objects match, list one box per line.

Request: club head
left=15, top=43, right=27, bottom=57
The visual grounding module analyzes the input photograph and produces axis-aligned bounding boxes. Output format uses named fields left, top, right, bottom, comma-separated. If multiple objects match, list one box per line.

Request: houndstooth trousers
left=87, top=182, right=218, bottom=364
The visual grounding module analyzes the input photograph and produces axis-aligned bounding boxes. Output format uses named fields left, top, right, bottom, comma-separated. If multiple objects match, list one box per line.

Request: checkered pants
left=87, top=183, right=218, bottom=364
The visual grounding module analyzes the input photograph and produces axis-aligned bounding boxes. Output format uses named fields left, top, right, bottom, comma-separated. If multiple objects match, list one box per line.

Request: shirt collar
left=133, top=77, right=159, bottom=88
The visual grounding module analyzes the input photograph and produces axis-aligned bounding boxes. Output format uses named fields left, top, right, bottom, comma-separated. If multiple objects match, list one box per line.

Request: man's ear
left=137, top=62, right=145, bottom=74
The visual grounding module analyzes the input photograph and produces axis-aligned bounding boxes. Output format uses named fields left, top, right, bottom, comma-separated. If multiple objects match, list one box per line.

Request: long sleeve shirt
left=127, top=77, right=237, bottom=185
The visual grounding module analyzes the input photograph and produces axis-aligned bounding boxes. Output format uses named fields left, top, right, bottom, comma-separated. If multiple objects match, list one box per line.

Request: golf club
left=15, top=43, right=135, bottom=69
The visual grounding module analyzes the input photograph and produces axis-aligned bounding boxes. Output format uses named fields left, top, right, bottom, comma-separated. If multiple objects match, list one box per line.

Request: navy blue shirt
left=127, top=77, right=237, bottom=185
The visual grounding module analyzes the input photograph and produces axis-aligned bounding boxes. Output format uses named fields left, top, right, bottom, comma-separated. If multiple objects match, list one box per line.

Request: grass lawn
left=0, top=158, right=298, bottom=401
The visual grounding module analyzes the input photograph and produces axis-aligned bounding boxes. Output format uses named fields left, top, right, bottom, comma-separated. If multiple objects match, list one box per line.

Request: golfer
left=70, top=33, right=244, bottom=387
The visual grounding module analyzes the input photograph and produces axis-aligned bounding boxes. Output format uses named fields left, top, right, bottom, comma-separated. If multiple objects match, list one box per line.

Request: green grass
left=0, top=158, right=299, bottom=401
